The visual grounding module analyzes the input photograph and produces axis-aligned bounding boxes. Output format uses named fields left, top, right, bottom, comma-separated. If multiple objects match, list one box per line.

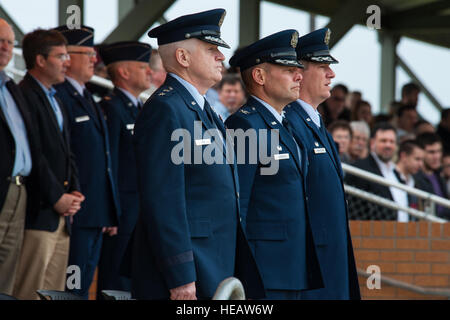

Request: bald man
left=129, top=9, right=263, bottom=300
left=0, top=19, right=40, bottom=295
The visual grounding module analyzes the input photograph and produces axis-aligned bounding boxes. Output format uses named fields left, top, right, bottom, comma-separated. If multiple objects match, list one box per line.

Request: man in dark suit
left=130, top=9, right=263, bottom=300
left=225, top=30, right=323, bottom=300
left=13, top=29, right=85, bottom=300
left=345, top=122, right=409, bottom=221
left=414, top=133, right=450, bottom=219
left=284, top=28, right=360, bottom=299
left=97, top=42, right=151, bottom=294
left=54, top=26, right=120, bottom=299
left=0, top=18, right=40, bottom=296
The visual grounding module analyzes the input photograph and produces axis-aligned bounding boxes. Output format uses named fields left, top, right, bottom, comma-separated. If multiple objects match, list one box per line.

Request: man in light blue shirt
left=0, top=18, right=34, bottom=295
left=211, top=74, right=246, bottom=122
left=14, top=28, right=85, bottom=300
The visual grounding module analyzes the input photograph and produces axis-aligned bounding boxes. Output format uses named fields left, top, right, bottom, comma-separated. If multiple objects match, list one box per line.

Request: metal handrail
left=345, top=185, right=447, bottom=223
left=343, top=163, right=450, bottom=209
left=212, top=277, right=246, bottom=300
left=357, top=269, right=450, bottom=299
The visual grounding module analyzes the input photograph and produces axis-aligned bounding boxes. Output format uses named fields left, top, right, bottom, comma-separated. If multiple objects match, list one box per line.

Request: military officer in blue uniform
left=130, top=9, right=263, bottom=300
left=54, top=26, right=121, bottom=299
left=284, top=28, right=360, bottom=299
left=97, top=41, right=152, bottom=294
left=225, top=30, right=323, bottom=300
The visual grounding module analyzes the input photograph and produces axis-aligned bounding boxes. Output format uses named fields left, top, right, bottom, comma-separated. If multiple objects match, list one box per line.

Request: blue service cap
left=229, top=29, right=303, bottom=71
left=100, top=41, right=152, bottom=66
left=148, top=9, right=230, bottom=48
left=54, top=25, right=94, bottom=47
left=296, top=28, right=338, bottom=64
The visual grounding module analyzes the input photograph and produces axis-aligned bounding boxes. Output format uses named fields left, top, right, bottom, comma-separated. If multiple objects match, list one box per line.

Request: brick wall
left=88, top=221, right=450, bottom=300
left=351, top=221, right=450, bottom=299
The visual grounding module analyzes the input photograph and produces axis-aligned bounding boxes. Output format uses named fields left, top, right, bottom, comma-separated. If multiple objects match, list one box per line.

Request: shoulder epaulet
left=238, top=105, right=256, bottom=116
left=156, top=85, right=175, bottom=97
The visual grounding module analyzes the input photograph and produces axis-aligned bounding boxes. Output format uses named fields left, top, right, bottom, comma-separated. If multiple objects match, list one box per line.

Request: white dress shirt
left=372, top=152, right=410, bottom=222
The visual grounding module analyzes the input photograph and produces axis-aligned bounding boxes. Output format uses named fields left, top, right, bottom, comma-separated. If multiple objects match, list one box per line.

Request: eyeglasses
left=48, top=53, right=71, bottom=62
left=68, top=51, right=97, bottom=58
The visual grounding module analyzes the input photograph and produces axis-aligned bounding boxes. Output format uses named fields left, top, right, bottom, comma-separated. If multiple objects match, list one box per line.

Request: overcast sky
left=2, top=0, right=449, bottom=123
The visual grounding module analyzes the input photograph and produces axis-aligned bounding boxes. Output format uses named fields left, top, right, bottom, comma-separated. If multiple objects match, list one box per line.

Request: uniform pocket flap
left=189, top=219, right=211, bottom=238
left=247, top=222, right=287, bottom=241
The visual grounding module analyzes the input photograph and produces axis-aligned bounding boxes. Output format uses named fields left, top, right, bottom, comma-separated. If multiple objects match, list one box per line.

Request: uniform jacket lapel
left=25, top=74, right=68, bottom=153
left=113, top=87, right=139, bottom=120
left=292, top=101, right=340, bottom=174
left=65, top=80, right=101, bottom=130
left=248, top=97, right=303, bottom=176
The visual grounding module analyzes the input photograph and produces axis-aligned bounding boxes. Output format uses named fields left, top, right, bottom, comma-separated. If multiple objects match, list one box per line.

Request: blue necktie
left=48, top=89, right=64, bottom=132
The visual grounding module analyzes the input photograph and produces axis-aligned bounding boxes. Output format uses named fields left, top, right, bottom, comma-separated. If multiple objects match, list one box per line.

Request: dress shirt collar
left=297, top=99, right=321, bottom=128
left=0, top=70, right=10, bottom=87
left=372, top=151, right=396, bottom=175
left=66, top=76, right=85, bottom=96
left=169, top=72, right=205, bottom=109
left=117, top=87, right=140, bottom=107
left=252, top=95, right=283, bottom=124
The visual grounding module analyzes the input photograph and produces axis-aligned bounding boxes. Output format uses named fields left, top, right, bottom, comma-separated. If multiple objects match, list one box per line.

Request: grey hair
left=350, top=121, right=370, bottom=137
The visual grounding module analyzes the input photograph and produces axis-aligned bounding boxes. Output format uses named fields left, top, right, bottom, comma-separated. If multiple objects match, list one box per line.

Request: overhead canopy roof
left=267, top=0, right=450, bottom=48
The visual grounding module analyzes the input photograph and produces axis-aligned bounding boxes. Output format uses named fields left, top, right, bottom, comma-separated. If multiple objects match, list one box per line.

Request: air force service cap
left=54, top=25, right=94, bottom=47
left=100, top=41, right=152, bottom=66
left=229, top=30, right=302, bottom=71
left=148, top=9, right=230, bottom=49
left=296, top=28, right=338, bottom=64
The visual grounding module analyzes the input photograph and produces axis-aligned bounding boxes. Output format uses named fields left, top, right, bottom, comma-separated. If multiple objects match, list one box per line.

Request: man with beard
left=346, top=122, right=410, bottom=221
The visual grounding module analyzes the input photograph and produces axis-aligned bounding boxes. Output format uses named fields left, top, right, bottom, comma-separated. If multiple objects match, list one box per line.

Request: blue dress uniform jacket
left=54, top=80, right=120, bottom=227
left=284, top=101, right=360, bottom=299
left=19, top=73, right=80, bottom=235
left=130, top=75, right=264, bottom=300
left=225, top=97, right=323, bottom=292
left=101, top=88, right=140, bottom=234
left=97, top=88, right=141, bottom=292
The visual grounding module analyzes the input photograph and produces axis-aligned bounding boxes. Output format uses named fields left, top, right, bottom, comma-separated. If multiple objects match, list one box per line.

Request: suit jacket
left=0, top=79, right=42, bottom=213
left=130, top=75, right=264, bottom=300
left=414, top=170, right=450, bottom=220
left=225, top=98, right=323, bottom=291
left=345, top=154, right=398, bottom=220
left=54, top=79, right=120, bottom=228
left=19, top=73, right=80, bottom=233
left=284, top=101, right=360, bottom=300
left=100, top=88, right=140, bottom=235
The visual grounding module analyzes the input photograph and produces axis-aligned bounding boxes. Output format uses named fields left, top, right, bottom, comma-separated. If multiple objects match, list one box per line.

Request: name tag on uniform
left=314, top=147, right=326, bottom=154
left=195, top=138, right=211, bottom=146
left=126, top=124, right=135, bottom=130
left=274, top=153, right=290, bottom=160
left=75, top=115, right=90, bottom=123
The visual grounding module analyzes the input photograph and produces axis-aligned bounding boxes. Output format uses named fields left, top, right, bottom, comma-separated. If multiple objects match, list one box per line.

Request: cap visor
left=200, top=35, right=230, bottom=49
left=272, top=58, right=303, bottom=68
left=310, top=54, right=339, bottom=64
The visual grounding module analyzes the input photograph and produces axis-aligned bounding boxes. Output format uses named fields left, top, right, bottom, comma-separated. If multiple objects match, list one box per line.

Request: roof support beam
left=0, top=5, right=24, bottom=45
left=103, top=0, right=176, bottom=43
left=325, top=0, right=372, bottom=49
left=396, top=55, right=443, bottom=112
left=239, top=0, right=260, bottom=47
left=378, top=31, right=399, bottom=114
left=58, top=0, right=84, bottom=26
